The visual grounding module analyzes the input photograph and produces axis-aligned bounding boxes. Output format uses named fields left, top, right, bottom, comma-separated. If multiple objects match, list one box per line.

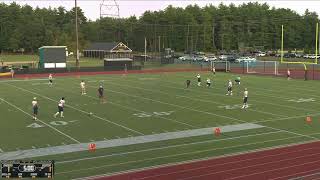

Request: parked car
left=235, top=57, right=257, bottom=63
left=207, top=55, right=217, bottom=61
left=284, top=53, right=296, bottom=58
left=218, top=54, right=229, bottom=61
left=257, top=52, right=266, bottom=57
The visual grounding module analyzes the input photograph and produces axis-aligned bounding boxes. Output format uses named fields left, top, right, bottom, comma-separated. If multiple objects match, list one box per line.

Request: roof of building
left=85, top=42, right=132, bottom=52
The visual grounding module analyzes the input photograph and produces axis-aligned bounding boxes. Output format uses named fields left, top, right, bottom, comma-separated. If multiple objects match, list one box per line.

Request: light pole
left=75, top=0, right=79, bottom=68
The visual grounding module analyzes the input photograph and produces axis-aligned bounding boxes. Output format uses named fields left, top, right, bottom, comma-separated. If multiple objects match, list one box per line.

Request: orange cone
left=306, top=116, right=312, bottom=124
left=214, top=127, right=221, bottom=136
left=88, top=143, right=96, bottom=151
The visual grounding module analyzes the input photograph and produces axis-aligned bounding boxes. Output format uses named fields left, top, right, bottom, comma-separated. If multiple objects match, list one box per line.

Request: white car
left=207, top=55, right=217, bottom=61
left=235, top=57, right=257, bottom=63
left=178, top=56, right=191, bottom=61
left=219, top=55, right=228, bottom=61
left=257, top=52, right=266, bottom=57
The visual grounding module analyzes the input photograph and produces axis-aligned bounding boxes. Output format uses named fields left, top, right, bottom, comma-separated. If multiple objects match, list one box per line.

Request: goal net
left=246, top=61, right=278, bottom=75
left=210, top=61, right=230, bottom=72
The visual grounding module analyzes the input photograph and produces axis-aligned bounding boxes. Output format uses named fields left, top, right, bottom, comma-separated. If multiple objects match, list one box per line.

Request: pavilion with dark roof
left=83, top=42, right=132, bottom=59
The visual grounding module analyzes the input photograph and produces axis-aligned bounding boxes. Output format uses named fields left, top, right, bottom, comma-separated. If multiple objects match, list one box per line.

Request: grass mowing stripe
left=87, top=78, right=316, bottom=140
left=56, top=130, right=283, bottom=165
left=56, top=83, right=196, bottom=129
left=0, top=98, right=81, bottom=144
left=6, top=83, right=144, bottom=136
left=104, top=79, right=288, bottom=118
left=0, top=78, right=48, bottom=83
left=56, top=134, right=303, bottom=175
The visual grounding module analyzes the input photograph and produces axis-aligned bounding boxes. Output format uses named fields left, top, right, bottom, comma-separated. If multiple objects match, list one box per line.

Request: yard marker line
left=160, top=75, right=315, bottom=112
left=89, top=140, right=94, bottom=142
left=100, top=78, right=316, bottom=140
left=72, top=139, right=319, bottom=180
left=56, top=131, right=283, bottom=165
left=5, top=83, right=144, bottom=136
left=32, top=146, right=36, bottom=149
left=58, top=135, right=301, bottom=175
left=0, top=148, right=3, bottom=153
left=106, top=78, right=289, bottom=118
left=0, top=98, right=81, bottom=144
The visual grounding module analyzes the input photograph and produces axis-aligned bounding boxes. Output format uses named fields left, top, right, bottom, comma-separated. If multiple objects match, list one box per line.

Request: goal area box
left=104, top=58, right=133, bottom=71
left=39, top=46, right=67, bottom=69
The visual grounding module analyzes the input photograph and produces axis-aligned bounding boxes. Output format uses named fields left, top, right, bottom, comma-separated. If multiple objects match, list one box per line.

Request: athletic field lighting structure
left=75, top=0, right=79, bottom=68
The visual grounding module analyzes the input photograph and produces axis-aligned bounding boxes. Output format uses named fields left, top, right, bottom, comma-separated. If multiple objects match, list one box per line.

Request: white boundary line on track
left=0, top=98, right=81, bottom=144
left=71, top=138, right=318, bottom=180
left=86, top=82, right=316, bottom=140
left=59, top=135, right=306, bottom=176
left=5, top=83, right=144, bottom=136
left=128, top=146, right=320, bottom=180
left=288, top=171, right=320, bottom=180
left=179, top=151, right=320, bottom=180
left=101, top=79, right=288, bottom=118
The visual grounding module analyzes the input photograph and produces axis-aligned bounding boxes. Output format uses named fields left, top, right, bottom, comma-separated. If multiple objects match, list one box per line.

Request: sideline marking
left=0, top=123, right=264, bottom=160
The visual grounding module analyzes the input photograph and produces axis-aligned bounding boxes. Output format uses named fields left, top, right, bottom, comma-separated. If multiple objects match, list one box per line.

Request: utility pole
left=187, top=24, right=190, bottom=53
left=158, top=36, right=161, bottom=53
left=75, top=0, right=79, bottom=68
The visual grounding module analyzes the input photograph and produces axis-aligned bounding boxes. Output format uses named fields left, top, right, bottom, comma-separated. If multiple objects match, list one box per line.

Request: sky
left=3, top=0, right=320, bottom=20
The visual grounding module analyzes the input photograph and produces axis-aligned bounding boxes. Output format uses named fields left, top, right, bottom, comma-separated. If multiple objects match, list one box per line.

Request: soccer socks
left=54, top=112, right=59, bottom=118
left=60, top=112, right=64, bottom=118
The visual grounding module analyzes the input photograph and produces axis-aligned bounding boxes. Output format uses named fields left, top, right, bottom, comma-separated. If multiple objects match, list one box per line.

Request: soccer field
left=1, top=71, right=320, bottom=179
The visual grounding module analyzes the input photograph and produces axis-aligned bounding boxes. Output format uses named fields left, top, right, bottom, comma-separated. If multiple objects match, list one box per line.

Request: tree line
left=0, top=2, right=319, bottom=54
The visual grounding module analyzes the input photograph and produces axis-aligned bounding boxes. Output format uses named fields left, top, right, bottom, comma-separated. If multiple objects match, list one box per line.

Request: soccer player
left=48, top=74, right=53, bottom=86
left=226, top=80, right=233, bottom=96
left=32, top=97, right=39, bottom=120
left=10, top=68, right=14, bottom=78
left=287, top=69, right=291, bottom=80
left=242, top=88, right=249, bottom=109
left=186, top=80, right=191, bottom=88
left=206, top=78, right=211, bottom=88
left=98, top=85, right=106, bottom=103
left=211, top=66, right=216, bottom=75
left=235, top=76, right=241, bottom=85
left=54, top=97, right=65, bottom=118
left=80, top=80, right=86, bottom=95
left=196, top=74, right=201, bottom=86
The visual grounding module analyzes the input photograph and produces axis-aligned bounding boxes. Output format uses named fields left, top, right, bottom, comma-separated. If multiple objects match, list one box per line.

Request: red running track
left=92, top=141, right=320, bottom=180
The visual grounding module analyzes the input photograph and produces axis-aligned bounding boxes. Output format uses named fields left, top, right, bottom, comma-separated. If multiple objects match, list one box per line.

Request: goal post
left=245, top=61, right=278, bottom=75
left=210, top=61, right=230, bottom=72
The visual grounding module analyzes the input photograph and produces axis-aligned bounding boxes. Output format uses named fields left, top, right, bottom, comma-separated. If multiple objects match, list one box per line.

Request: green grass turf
left=1, top=71, right=320, bottom=179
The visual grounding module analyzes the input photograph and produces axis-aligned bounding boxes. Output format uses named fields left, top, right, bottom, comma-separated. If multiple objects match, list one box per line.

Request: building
left=83, top=42, right=132, bottom=59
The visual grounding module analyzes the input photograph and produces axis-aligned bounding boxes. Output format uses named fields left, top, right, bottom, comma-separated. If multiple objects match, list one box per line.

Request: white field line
left=0, top=148, right=3, bottom=153
left=55, top=84, right=196, bottom=128
left=160, top=76, right=316, bottom=113
left=58, top=135, right=304, bottom=175
left=57, top=131, right=283, bottom=165
left=0, top=98, right=80, bottom=144
left=5, top=83, right=144, bottom=136
left=0, top=78, right=48, bottom=83
left=86, top=81, right=316, bottom=140
left=138, top=148, right=320, bottom=180
left=104, top=79, right=288, bottom=118
left=180, top=152, right=320, bottom=180
left=72, top=139, right=319, bottom=180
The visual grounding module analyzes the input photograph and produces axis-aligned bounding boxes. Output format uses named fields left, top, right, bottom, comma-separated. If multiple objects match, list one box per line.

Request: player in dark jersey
left=98, top=85, right=106, bottom=103
left=186, top=80, right=191, bottom=88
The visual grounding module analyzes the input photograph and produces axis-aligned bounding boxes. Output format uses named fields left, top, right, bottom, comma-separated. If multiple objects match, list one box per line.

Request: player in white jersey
left=80, top=80, right=86, bottom=95
left=48, top=74, right=53, bottom=86
left=206, top=78, right=211, bottom=88
left=196, top=74, right=201, bottom=86
left=242, top=88, right=249, bottom=109
left=54, top=97, right=65, bottom=118
left=32, top=97, right=39, bottom=120
left=226, top=80, right=233, bottom=96
left=287, top=69, right=291, bottom=80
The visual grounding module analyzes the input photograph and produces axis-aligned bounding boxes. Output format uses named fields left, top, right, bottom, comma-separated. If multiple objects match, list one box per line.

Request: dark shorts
left=49, top=80, right=53, bottom=83
left=235, top=79, right=240, bottom=82
left=58, top=106, right=64, bottom=112
left=33, top=107, right=38, bottom=115
left=228, top=87, right=232, bottom=91
left=243, top=97, right=248, bottom=103
left=207, top=82, right=211, bottom=86
left=99, top=93, right=104, bottom=98
left=287, top=74, right=290, bottom=78
left=198, top=78, right=201, bottom=82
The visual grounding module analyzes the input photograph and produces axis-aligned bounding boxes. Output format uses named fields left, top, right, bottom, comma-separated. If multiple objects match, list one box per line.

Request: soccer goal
left=210, top=61, right=230, bottom=72
left=246, top=61, right=279, bottom=75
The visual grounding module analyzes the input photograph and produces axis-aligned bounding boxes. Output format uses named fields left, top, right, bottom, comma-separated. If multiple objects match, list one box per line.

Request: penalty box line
left=5, top=83, right=144, bottom=136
